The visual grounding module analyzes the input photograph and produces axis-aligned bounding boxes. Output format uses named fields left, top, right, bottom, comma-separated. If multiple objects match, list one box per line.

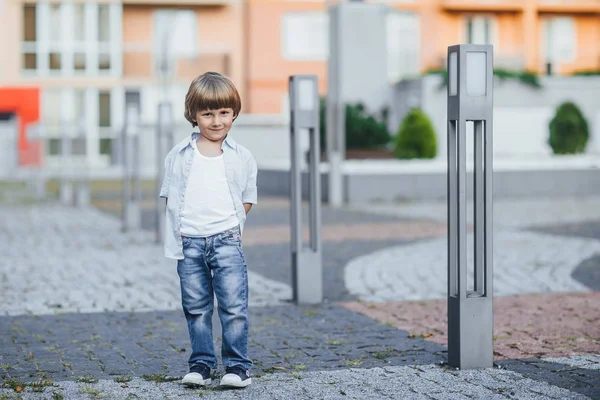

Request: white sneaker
left=219, top=367, right=252, bottom=388
left=182, top=364, right=211, bottom=387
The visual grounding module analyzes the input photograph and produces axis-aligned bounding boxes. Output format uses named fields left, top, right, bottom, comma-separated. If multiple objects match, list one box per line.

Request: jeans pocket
left=218, top=227, right=242, bottom=246
left=182, top=236, right=192, bottom=247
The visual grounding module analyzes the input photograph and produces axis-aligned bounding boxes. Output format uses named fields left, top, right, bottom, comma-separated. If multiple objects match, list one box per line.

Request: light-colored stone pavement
left=354, top=196, right=600, bottom=229
left=0, top=204, right=291, bottom=317
left=345, top=196, right=600, bottom=302
left=2, top=357, right=599, bottom=399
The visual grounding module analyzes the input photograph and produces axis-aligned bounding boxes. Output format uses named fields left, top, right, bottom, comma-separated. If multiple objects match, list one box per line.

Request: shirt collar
left=181, top=131, right=237, bottom=152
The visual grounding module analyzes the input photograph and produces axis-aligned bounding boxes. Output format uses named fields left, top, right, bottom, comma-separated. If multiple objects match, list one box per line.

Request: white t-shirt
left=180, top=141, right=239, bottom=237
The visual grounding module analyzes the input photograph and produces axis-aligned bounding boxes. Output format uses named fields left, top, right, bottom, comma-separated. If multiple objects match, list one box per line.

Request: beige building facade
left=0, top=0, right=599, bottom=167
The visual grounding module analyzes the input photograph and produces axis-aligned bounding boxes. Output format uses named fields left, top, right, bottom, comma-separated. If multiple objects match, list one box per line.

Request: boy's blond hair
left=184, top=72, right=242, bottom=127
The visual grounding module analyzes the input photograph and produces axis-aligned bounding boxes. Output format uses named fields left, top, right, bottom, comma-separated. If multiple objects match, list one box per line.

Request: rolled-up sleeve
left=242, top=154, right=258, bottom=204
left=159, top=151, right=173, bottom=199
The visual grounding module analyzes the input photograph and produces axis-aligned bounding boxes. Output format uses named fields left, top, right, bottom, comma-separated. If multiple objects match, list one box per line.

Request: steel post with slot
left=25, top=123, right=46, bottom=199
left=447, top=44, right=494, bottom=369
left=59, top=120, right=74, bottom=205
left=155, top=102, right=174, bottom=243
left=74, top=122, right=91, bottom=208
left=289, top=75, right=323, bottom=304
left=122, top=103, right=142, bottom=232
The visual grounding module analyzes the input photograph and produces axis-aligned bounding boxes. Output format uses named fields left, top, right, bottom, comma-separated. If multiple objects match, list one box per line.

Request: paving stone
left=0, top=205, right=292, bottom=316
left=345, top=230, right=599, bottom=302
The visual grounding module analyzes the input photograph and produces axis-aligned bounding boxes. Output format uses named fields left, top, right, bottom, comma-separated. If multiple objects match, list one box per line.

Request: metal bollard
left=59, top=121, right=74, bottom=205
left=289, top=75, right=323, bottom=304
left=155, top=102, right=174, bottom=244
left=122, top=103, right=142, bottom=231
left=446, top=44, right=494, bottom=369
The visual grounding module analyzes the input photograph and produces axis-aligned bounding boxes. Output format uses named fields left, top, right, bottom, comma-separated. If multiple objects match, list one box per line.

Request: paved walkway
left=1, top=191, right=599, bottom=399
left=346, top=196, right=600, bottom=302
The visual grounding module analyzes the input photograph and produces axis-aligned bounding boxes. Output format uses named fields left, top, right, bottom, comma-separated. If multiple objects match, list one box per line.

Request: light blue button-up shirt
left=159, top=132, right=258, bottom=260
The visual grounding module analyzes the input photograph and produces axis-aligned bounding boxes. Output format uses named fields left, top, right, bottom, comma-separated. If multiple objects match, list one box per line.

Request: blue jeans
left=177, top=225, right=251, bottom=371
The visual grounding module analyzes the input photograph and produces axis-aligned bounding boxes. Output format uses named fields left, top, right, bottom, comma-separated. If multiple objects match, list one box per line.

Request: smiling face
left=195, top=108, right=235, bottom=142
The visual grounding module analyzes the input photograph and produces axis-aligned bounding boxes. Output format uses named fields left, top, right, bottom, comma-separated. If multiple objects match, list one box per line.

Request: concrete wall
left=390, top=75, right=600, bottom=160
left=259, top=155, right=600, bottom=203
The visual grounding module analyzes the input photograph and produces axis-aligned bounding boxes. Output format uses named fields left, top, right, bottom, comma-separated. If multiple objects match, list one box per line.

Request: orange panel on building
left=0, top=88, right=41, bottom=166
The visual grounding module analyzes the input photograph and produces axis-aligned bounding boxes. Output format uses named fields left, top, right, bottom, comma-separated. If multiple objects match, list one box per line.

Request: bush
left=393, top=108, right=437, bottom=159
left=548, top=101, right=589, bottom=155
left=319, top=99, right=390, bottom=150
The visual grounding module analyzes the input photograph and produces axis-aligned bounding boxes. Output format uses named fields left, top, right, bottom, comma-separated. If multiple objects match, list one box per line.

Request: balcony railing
left=440, top=0, right=524, bottom=12
left=440, top=0, right=600, bottom=13
left=122, top=0, right=233, bottom=5
left=537, top=0, right=600, bottom=13
left=122, top=43, right=231, bottom=82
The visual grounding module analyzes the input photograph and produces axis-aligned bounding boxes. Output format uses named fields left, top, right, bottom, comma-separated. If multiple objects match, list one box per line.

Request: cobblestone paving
left=341, top=292, right=600, bottom=360
left=0, top=305, right=444, bottom=383
left=2, top=193, right=600, bottom=399
left=245, top=239, right=415, bottom=302
left=0, top=205, right=291, bottom=316
left=2, top=360, right=598, bottom=399
left=345, top=230, right=598, bottom=302
left=345, top=196, right=600, bottom=302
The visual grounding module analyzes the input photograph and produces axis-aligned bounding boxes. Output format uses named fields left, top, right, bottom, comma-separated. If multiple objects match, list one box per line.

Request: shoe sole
left=219, top=377, right=252, bottom=388
left=182, top=378, right=211, bottom=388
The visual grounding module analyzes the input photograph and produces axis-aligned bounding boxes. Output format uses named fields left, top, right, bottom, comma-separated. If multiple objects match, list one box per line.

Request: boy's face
left=195, top=107, right=235, bottom=142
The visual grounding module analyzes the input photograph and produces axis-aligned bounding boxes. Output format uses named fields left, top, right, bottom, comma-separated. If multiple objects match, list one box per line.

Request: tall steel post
left=59, top=120, right=73, bottom=205
left=447, top=44, right=494, bottom=369
left=122, top=103, right=142, bottom=232
left=289, top=75, right=323, bottom=304
left=155, top=102, right=174, bottom=243
left=326, top=4, right=344, bottom=207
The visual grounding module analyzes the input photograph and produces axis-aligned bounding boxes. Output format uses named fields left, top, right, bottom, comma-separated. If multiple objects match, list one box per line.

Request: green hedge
left=426, top=68, right=541, bottom=89
left=393, top=108, right=437, bottom=159
left=319, top=99, right=390, bottom=150
left=548, top=101, right=589, bottom=155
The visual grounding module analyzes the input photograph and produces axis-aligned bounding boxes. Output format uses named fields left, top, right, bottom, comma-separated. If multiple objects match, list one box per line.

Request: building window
left=544, top=17, right=576, bottom=75
left=22, top=5, right=37, bottom=71
left=23, top=5, right=36, bottom=41
left=98, top=5, right=111, bottom=43
left=99, top=91, right=111, bottom=128
left=20, top=3, right=122, bottom=75
left=387, top=11, right=420, bottom=83
left=465, top=16, right=495, bottom=46
left=281, top=12, right=329, bottom=61
left=153, top=10, right=197, bottom=78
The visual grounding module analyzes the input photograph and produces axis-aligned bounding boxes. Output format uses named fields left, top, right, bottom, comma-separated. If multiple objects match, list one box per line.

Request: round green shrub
left=393, top=108, right=437, bottom=159
left=319, top=99, right=390, bottom=151
left=549, top=101, right=589, bottom=155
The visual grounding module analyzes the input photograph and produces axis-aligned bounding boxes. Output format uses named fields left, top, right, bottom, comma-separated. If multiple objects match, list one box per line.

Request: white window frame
left=386, top=10, right=420, bottom=83
left=20, top=3, right=122, bottom=77
left=543, top=17, right=577, bottom=65
left=153, top=9, right=198, bottom=79
left=281, top=12, right=329, bottom=61
left=463, top=15, right=498, bottom=48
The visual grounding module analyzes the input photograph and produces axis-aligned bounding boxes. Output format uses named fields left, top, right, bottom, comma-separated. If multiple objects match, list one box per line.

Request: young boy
left=159, top=71, right=257, bottom=388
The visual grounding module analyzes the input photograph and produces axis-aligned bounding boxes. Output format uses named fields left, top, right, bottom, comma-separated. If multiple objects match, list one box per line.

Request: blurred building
left=0, top=0, right=599, bottom=169
left=251, top=0, right=600, bottom=113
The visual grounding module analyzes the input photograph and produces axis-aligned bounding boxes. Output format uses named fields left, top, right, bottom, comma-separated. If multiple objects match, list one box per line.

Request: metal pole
left=447, top=44, right=494, bottom=370
left=74, top=121, right=91, bottom=208
left=327, top=4, right=344, bottom=207
left=156, top=102, right=173, bottom=243
left=122, top=103, right=141, bottom=232
left=59, top=120, right=73, bottom=205
left=289, top=75, right=323, bottom=304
